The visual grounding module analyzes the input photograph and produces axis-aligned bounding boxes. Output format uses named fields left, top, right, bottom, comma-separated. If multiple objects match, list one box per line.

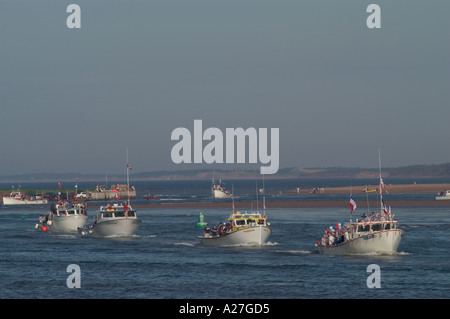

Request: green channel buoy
left=195, top=212, right=207, bottom=228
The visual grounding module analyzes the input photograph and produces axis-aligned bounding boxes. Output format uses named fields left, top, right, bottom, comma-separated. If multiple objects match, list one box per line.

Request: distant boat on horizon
left=3, top=189, right=48, bottom=206
left=435, top=190, right=450, bottom=200
left=211, top=179, right=232, bottom=199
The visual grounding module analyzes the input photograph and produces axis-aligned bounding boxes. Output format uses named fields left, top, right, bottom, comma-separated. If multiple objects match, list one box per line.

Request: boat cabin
left=55, top=208, right=85, bottom=216
left=46, top=203, right=87, bottom=220
left=353, top=219, right=398, bottom=234
left=97, top=203, right=137, bottom=219
left=5, top=192, right=24, bottom=199
left=228, top=211, right=268, bottom=230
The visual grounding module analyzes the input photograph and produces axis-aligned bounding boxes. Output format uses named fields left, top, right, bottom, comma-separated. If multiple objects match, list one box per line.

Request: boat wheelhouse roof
left=96, top=210, right=137, bottom=219
left=99, top=203, right=133, bottom=211
left=228, top=211, right=267, bottom=220
left=5, top=191, right=22, bottom=197
left=55, top=208, right=84, bottom=215
left=96, top=203, right=137, bottom=218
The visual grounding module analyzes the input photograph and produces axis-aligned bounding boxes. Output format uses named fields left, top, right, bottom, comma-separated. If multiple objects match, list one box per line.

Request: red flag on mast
left=349, top=197, right=357, bottom=214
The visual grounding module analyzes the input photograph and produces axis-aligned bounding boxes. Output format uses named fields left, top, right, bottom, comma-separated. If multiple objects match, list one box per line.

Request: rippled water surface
left=1, top=202, right=449, bottom=299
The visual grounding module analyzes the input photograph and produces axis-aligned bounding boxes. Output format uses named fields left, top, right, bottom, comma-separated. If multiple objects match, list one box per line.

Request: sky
left=1, top=0, right=449, bottom=176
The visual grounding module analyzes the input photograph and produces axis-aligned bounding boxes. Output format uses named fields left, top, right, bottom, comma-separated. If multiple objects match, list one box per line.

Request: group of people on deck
left=203, top=221, right=232, bottom=237
left=319, top=222, right=351, bottom=246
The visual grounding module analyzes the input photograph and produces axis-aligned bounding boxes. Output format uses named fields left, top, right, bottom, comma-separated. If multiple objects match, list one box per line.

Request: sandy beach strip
left=124, top=199, right=450, bottom=209
left=283, top=183, right=450, bottom=195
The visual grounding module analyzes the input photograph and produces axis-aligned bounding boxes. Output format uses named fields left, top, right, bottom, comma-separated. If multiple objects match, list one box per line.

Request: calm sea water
left=1, top=179, right=449, bottom=300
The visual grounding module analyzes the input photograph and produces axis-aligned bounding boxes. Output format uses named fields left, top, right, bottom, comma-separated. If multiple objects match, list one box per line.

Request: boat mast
left=349, top=186, right=353, bottom=223
left=231, top=184, right=235, bottom=213
left=262, top=174, right=266, bottom=215
left=256, top=181, right=259, bottom=213
left=378, top=148, right=383, bottom=216
left=127, top=149, right=130, bottom=206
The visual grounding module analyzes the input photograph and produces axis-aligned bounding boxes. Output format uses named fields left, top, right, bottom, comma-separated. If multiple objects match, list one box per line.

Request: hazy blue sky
left=1, top=0, right=449, bottom=176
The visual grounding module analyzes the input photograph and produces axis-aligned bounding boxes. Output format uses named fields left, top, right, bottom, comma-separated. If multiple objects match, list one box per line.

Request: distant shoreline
left=282, top=183, right=450, bottom=195
left=2, top=200, right=449, bottom=210
left=126, top=200, right=450, bottom=209
left=2, top=183, right=449, bottom=208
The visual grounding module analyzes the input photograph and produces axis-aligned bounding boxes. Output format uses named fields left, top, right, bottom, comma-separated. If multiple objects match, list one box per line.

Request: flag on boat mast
left=349, top=197, right=357, bottom=214
left=380, top=177, right=387, bottom=194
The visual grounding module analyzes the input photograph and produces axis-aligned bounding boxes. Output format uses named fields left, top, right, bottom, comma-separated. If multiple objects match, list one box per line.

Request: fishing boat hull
left=3, top=197, right=48, bottom=205
left=48, top=215, right=88, bottom=233
left=317, top=229, right=404, bottom=256
left=89, top=218, right=142, bottom=238
left=435, top=191, right=450, bottom=200
left=198, top=226, right=271, bottom=246
left=212, top=189, right=232, bottom=199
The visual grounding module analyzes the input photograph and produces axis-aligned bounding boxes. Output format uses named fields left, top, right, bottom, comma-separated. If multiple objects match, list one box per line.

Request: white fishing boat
left=435, top=190, right=450, bottom=200
left=211, top=179, right=232, bottom=199
left=80, top=203, right=141, bottom=238
left=315, top=152, right=404, bottom=256
left=79, top=152, right=142, bottom=238
left=315, top=214, right=404, bottom=256
left=3, top=191, right=48, bottom=205
left=36, top=202, right=88, bottom=233
left=198, top=211, right=271, bottom=246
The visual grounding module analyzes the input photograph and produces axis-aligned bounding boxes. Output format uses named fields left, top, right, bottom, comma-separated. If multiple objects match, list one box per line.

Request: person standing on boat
left=123, top=201, right=129, bottom=217
left=344, top=229, right=350, bottom=242
left=204, top=224, right=211, bottom=237
left=328, top=233, right=335, bottom=246
left=211, top=225, right=218, bottom=237
left=321, top=234, right=328, bottom=246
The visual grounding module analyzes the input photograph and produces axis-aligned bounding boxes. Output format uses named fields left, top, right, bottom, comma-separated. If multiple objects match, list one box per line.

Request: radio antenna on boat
left=126, top=149, right=131, bottom=206
left=256, top=181, right=259, bottom=213
left=231, top=184, right=235, bottom=213
left=378, top=148, right=383, bottom=216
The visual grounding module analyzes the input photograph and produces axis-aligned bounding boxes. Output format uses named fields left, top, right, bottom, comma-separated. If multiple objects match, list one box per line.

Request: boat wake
left=173, top=242, right=196, bottom=247
left=333, top=250, right=410, bottom=258
left=215, top=241, right=279, bottom=248
left=142, top=234, right=158, bottom=238
left=98, top=234, right=142, bottom=240
left=51, top=234, right=78, bottom=239
left=275, top=249, right=314, bottom=255
left=263, top=241, right=280, bottom=247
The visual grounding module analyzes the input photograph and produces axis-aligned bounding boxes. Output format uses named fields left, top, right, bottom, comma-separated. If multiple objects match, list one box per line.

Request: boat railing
left=98, top=210, right=137, bottom=219
left=228, top=213, right=268, bottom=231
left=354, top=219, right=398, bottom=234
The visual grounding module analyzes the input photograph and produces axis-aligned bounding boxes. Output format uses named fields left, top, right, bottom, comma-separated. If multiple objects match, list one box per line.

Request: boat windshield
left=235, top=219, right=246, bottom=226
left=101, top=211, right=136, bottom=218
left=357, top=224, right=371, bottom=232
left=371, top=223, right=383, bottom=232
